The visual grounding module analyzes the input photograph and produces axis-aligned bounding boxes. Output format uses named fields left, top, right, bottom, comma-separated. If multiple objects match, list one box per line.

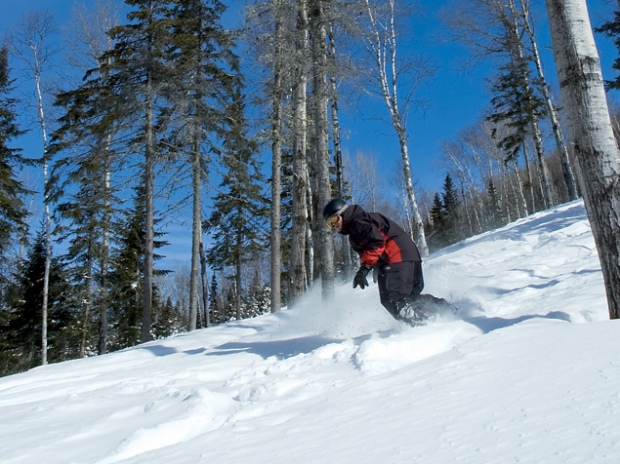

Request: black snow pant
left=377, top=261, right=424, bottom=320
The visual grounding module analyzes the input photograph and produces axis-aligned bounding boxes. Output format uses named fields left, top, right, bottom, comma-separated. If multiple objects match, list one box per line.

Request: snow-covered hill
left=2, top=199, right=618, bottom=464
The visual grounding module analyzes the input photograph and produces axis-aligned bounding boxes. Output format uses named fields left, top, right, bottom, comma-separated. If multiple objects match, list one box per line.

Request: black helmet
left=322, top=198, right=348, bottom=222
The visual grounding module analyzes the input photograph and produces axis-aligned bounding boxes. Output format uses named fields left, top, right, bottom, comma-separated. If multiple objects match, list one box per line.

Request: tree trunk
left=363, top=0, right=429, bottom=255
left=236, top=231, right=242, bottom=320
left=531, top=120, right=554, bottom=209
left=305, top=167, right=315, bottom=285
left=519, top=0, right=578, bottom=201
left=327, top=26, right=352, bottom=279
left=309, top=0, right=335, bottom=300
left=99, top=134, right=112, bottom=355
left=290, top=0, right=309, bottom=305
left=33, top=52, right=50, bottom=366
left=200, top=239, right=209, bottom=327
left=545, top=0, right=620, bottom=319
left=512, top=161, right=528, bottom=217
left=270, top=11, right=283, bottom=313
left=188, top=136, right=201, bottom=330
left=502, top=0, right=554, bottom=209
left=141, top=72, right=154, bottom=343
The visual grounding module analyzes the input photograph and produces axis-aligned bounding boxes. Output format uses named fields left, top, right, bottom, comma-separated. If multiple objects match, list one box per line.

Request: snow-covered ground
left=1, top=199, right=618, bottom=464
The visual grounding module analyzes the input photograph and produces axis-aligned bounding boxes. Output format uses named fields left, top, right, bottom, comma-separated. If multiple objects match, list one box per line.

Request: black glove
left=353, top=265, right=372, bottom=289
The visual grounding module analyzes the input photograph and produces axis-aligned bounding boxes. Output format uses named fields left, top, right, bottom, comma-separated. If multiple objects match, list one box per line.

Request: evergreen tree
left=486, top=178, right=503, bottom=229
left=164, top=0, right=240, bottom=331
left=51, top=17, right=121, bottom=356
left=205, top=88, right=268, bottom=321
left=108, top=198, right=145, bottom=350
left=209, top=273, right=221, bottom=324
left=0, top=45, right=30, bottom=263
left=441, top=174, right=460, bottom=246
left=1, top=230, right=79, bottom=376
left=596, top=8, right=620, bottom=90
left=152, top=295, right=182, bottom=339
left=487, top=56, right=547, bottom=161
left=99, top=0, right=176, bottom=342
left=108, top=184, right=169, bottom=350
left=428, top=192, right=445, bottom=251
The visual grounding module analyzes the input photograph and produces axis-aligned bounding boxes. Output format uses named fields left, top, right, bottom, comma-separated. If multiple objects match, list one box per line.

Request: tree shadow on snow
left=463, top=310, right=572, bottom=334
left=206, top=330, right=395, bottom=361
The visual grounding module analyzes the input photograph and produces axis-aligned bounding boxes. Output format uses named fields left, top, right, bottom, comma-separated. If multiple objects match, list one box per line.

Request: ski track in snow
left=0, top=200, right=614, bottom=464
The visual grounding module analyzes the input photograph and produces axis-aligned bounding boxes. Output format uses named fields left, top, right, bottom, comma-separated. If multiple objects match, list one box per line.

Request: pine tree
left=164, top=0, right=240, bottom=330
left=0, top=45, right=30, bottom=263
left=428, top=193, right=445, bottom=251
left=595, top=7, right=620, bottom=91
left=108, top=197, right=145, bottom=350
left=152, top=295, right=182, bottom=339
left=108, top=184, right=169, bottom=350
left=1, top=230, right=79, bottom=375
left=51, top=8, right=121, bottom=356
left=486, top=178, right=503, bottom=229
left=487, top=56, right=547, bottom=161
left=209, top=273, right=220, bottom=324
left=205, top=88, right=268, bottom=321
left=99, top=0, right=176, bottom=342
left=441, top=174, right=460, bottom=246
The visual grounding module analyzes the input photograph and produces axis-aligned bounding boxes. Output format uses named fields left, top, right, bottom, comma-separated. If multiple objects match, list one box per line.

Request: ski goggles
left=326, top=214, right=340, bottom=229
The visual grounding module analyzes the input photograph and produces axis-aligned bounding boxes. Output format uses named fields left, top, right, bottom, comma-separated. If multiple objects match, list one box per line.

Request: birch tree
left=270, top=2, right=285, bottom=313
left=11, top=11, right=57, bottom=365
left=444, top=0, right=567, bottom=209
left=309, top=0, right=335, bottom=299
left=290, top=0, right=310, bottom=305
left=327, top=25, right=352, bottom=278
left=545, top=0, right=620, bottom=319
left=518, top=0, right=578, bottom=201
left=361, top=0, right=430, bottom=255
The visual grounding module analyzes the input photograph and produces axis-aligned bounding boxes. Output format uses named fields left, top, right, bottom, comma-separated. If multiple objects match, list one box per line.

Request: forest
left=1, top=0, right=619, bottom=377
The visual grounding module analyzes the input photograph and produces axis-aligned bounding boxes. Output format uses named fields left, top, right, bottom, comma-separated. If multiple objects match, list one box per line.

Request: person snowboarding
left=323, top=198, right=448, bottom=325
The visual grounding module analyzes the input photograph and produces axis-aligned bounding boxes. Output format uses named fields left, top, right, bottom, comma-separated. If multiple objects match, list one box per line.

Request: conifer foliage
left=1, top=230, right=79, bottom=376
left=0, top=45, right=29, bottom=263
left=427, top=174, right=461, bottom=251
left=205, top=88, right=268, bottom=321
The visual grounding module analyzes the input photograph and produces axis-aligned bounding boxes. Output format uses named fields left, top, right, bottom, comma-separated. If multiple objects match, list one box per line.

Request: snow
left=1, top=199, right=619, bottom=464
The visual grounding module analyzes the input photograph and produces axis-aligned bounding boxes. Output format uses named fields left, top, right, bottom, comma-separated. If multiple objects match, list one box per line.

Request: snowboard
left=399, top=293, right=456, bottom=326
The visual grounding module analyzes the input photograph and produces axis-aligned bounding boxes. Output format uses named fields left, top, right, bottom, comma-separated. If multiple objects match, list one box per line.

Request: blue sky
left=6, top=0, right=615, bottom=190
left=1, top=0, right=618, bottom=268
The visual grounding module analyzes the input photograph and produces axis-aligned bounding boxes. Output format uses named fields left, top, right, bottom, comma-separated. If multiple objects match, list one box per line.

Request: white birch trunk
left=518, top=0, right=578, bottom=201
left=503, top=0, right=555, bottom=209
left=327, top=26, right=352, bottom=278
left=545, top=0, right=620, bottom=318
left=363, top=0, right=428, bottom=255
left=24, top=22, right=52, bottom=366
left=270, top=12, right=284, bottom=313
left=290, top=0, right=309, bottom=305
left=310, top=0, right=334, bottom=300
left=305, top=167, right=315, bottom=285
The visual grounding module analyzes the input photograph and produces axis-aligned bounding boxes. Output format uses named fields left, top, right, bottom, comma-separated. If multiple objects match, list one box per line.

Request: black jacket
left=340, top=205, right=421, bottom=267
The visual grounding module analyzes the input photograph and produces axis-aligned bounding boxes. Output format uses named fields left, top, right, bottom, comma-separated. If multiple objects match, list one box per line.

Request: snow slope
left=1, top=199, right=618, bottom=464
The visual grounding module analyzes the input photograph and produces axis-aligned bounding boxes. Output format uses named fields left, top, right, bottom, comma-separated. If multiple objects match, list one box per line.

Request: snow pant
left=377, top=261, right=424, bottom=320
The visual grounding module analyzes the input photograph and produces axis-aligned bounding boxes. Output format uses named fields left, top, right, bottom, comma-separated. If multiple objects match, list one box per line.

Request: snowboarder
left=323, top=198, right=447, bottom=325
